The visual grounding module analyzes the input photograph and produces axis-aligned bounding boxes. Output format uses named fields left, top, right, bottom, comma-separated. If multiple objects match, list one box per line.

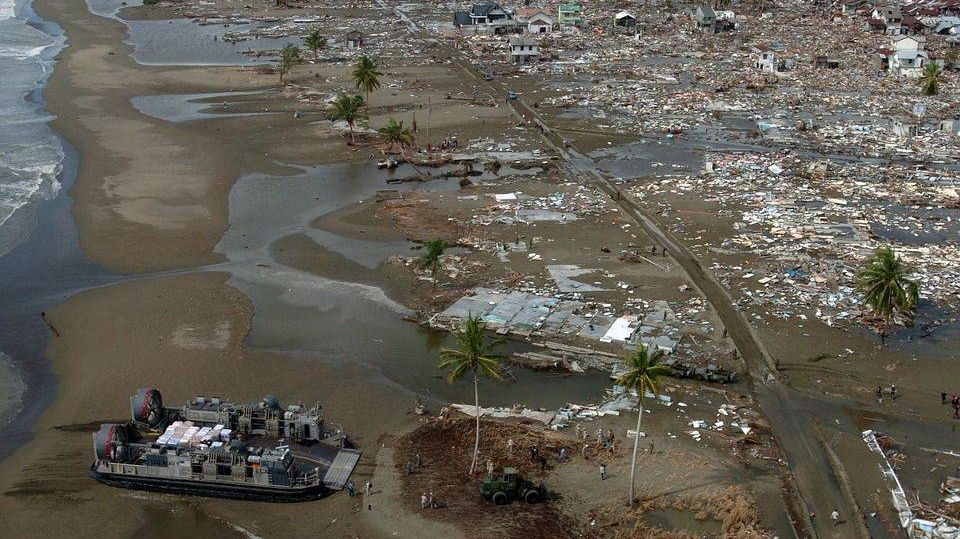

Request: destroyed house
left=866, top=17, right=887, bottom=31
left=813, top=54, right=841, bottom=68
left=614, top=11, right=636, bottom=27
left=344, top=30, right=363, bottom=49
left=900, top=15, right=925, bottom=34
left=557, top=4, right=582, bottom=26
left=842, top=1, right=867, bottom=15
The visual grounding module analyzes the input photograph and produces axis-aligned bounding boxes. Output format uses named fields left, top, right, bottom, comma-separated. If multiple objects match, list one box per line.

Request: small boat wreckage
left=90, top=388, right=360, bottom=502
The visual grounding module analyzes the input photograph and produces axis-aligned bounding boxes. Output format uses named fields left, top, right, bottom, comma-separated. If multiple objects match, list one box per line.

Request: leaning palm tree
left=329, top=93, right=366, bottom=144
left=304, top=30, right=326, bottom=63
left=920, top=63, right=942, bottom=96
left=439, top=314, right=503, bottom=475
left=277, top=44, right=302, bottom=82
left=421, top=239, right=446, bottom=290
left=856, top=245, right=920, bottom=322
left=352, top=55, right=382, bottom=106
left=616, top=344, right=670, bottom=504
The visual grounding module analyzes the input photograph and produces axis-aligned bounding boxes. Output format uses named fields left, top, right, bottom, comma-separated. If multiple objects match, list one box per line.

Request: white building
left=751, top=44, right=776, bottom=72
left=515, top=7, right=554, bottom=34
left=507, top=35, right=538, bottom=64
left=888, top=35, right=929, bottom=76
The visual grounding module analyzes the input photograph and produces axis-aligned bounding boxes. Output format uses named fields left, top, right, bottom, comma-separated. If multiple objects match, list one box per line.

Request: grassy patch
left=806, top=353, right=834, bottom=363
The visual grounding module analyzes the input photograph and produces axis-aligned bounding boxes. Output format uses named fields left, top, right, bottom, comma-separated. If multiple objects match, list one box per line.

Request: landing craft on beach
left=90, top=388, right=360, bottom=502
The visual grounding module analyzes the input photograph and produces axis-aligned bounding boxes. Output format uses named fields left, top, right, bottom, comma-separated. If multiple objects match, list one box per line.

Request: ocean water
left=0, top=0, right=64, bottom=427
left=0, top=0, right=64, bottom=258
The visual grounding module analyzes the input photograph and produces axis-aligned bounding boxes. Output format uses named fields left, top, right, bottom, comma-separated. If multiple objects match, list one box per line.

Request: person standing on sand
left=506, top=438, right=514, bottom=458
left=365, top=481, right=373, bottom=496
left=421, top=493, right=428, bottom=509
left=346, top=481, right=355, bottom=497
left=890, top=384, right=897, bottom=398
left=582, top=443, right=589, bottom=459
left=831, top=509, right=840, bottom=526
left=559, top=447, right=566, bottom=463
left=599, top=463, right=606, bottom=481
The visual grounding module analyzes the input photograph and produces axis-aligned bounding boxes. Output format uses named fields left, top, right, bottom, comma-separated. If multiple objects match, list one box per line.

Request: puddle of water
left=645, top=508, right=722, bottom=536
left=125, top=18, right=301, bottom=66
left=215, top=161, right=612, bottom=409
left=131, top=90, right=275, bottom=123
left=587, top=139, right=704, bottom=179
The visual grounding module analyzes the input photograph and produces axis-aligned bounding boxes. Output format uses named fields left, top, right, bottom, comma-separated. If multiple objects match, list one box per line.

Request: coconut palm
left=921, top=63, right=942, bottom=96
left=304, top=30, right=326, bottom=63
left=856, top=245, right=920, bottom=322
left=278, top=44, right=302, bottom=82
left=378, top=117, right=415, bottom=156
left=329, top=93, right=366, bottom=145
left=352, top=55, right=382, bottom=105
left=439, top=314, right=503, bottom=475
left=616, top=344, right=670, bottom=504
left=421, top=239, right=446, bottom=290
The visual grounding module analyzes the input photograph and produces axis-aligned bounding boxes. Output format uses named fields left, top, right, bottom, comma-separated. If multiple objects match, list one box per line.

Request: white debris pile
left=634, top=152, right=960, bottom=327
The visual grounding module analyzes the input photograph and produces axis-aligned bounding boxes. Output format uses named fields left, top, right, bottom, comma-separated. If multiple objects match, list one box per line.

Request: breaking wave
left=0, top=0, right=65, bottom=246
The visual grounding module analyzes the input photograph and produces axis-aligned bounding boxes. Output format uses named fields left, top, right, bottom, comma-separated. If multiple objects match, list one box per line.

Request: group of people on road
left=875, top=384, right=897, bottom=404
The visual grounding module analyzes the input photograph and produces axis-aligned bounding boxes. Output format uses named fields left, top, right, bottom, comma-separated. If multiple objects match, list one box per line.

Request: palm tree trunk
left=470, top=371, right=480, bottom=475
left=432, top=265, right=437, bottom=291
left=348, top=123, right=355, bottom=145
left=628, top=392, right=645, bottom=504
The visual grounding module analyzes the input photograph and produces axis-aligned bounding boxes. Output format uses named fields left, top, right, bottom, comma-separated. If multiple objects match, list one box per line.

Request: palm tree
left=483, top=159, right=502, bottom=176
left=352, top=55, right=382, bottom=106
left=921, top=63, right=942, bottom=96
left=615, top=344, right=670, bottom=504
left=856, top=245, right=920, bottom=322
left=378, top=117, right=415, bottom=158
left=304, top=30, right=326, bottom=64
left=329, top=93, right=366, bottom=144
left=278, top=44, right=302, bottom=82
left=421, top=239, right=446, bottom=290
left=439, top=314, right=503, bottom=475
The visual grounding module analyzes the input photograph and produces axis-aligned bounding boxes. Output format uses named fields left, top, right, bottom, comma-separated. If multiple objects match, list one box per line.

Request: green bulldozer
left=480, top=467, right=547, bottom=505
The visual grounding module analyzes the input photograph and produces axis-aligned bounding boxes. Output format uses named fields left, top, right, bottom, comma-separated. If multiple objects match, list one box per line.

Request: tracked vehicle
left=90, top=388, right=360, bottom=502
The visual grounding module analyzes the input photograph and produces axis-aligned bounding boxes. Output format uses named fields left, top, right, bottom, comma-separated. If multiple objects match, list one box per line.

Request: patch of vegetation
left=806, top=353, right=834, bottom=363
